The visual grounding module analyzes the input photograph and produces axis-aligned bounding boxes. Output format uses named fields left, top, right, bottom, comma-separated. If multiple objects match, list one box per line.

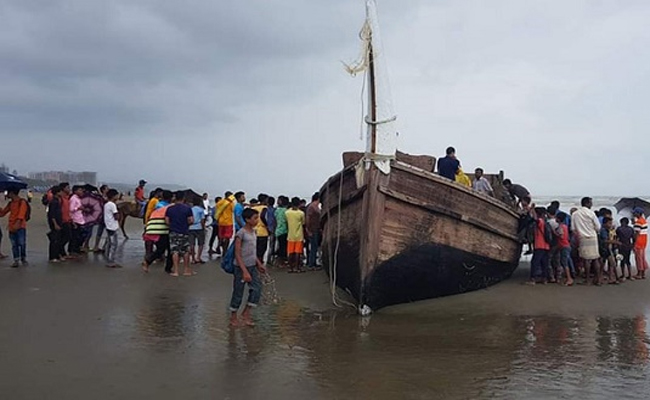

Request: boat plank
left=379, top=198, right=520, bottom=264
left=385, top=166, right=520, bottom=234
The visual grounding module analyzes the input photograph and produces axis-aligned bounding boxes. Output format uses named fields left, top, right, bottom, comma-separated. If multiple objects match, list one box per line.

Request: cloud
left=1, top=0, right=649, bottom=197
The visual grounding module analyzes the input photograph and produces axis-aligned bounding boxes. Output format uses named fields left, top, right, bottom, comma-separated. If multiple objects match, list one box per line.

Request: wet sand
left=1, top=201, right=649, bottom=399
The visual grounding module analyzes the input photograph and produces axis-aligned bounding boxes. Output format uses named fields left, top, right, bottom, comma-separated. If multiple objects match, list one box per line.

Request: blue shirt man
left=234, top=192, right=246, bottom=232
left=190, top=205, right=205, bottom=231
left=437, top=146, right=460, bottom=181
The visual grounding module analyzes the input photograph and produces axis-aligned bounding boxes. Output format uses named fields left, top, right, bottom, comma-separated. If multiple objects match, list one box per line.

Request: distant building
left=0, top=163, right=8, bottom=174
left=28, top=171, right=97, bottom=186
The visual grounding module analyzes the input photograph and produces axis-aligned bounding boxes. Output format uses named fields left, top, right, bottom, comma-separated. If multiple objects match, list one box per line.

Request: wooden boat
left=319, top=1, right=522, bottom=314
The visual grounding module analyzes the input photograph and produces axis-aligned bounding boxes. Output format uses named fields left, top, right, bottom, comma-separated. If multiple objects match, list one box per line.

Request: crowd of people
left=2, top=154, right=648, bottom=325
left=436, top=146, right=649, bottom=287
left=521, top=198, right=648, bottom=287
left=0, top=181, right=322, bottom=327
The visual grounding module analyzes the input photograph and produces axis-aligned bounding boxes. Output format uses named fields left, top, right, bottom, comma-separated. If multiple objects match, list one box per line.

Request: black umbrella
left=0, top=172, right=27, bottom=192
left=181, top=189, right=203, bottom=206
left=613, top=197, right=650, bottom=213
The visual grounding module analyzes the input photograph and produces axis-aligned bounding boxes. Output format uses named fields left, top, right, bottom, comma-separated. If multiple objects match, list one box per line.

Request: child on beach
left=103, top=189, right=121, bottom=268
left=616, top=217, right=634, bottom=280
left=598, top=217, right=619, bottom=283
left=555, top=212, right=574, bottom=286
left=230, top=208, right=267, bottom=327
left=285, top=197, right=306, bottom=273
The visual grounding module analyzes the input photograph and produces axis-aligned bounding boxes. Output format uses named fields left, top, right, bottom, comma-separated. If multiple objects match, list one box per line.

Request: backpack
left=22, top=199, right=31, bottom=222
left=220, top=241, right=236, bottom=274
left=41, top=193, right=49, bottom=206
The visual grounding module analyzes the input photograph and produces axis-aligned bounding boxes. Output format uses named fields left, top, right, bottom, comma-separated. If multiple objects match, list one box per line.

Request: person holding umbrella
left=0, top=188, right=30, bottom=267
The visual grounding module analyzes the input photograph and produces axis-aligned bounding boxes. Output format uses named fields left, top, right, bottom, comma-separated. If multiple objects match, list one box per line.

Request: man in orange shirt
left=0, top=188, right=29, bottom=267
left=135, top=179, right=147, bottom=218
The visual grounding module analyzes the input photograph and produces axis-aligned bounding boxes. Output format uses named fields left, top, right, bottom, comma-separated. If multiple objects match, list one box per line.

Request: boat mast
left=368, top=39, right=378, bottom=154
left=343, top=0, right=397, bottom=170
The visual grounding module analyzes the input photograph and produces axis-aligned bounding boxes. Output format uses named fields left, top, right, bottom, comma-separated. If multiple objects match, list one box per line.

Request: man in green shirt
left=274, top=196, right=289, bottom=266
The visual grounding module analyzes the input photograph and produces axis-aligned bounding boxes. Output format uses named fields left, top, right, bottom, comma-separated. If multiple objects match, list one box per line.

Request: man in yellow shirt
left=216, top=191, right=235, bottom=256
left=252, top=194, right=270, bottom=264
left=285, top=197, right=305, bottom=273
left=144, top=188, right=163, bottom=223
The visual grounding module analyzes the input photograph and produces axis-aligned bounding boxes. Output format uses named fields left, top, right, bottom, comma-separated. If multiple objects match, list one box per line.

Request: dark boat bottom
left=361, top=243, right=520, bottom=311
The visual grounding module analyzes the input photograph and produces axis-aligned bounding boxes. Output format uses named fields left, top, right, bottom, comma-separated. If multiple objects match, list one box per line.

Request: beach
left=1, top=200, right=650, bottom=399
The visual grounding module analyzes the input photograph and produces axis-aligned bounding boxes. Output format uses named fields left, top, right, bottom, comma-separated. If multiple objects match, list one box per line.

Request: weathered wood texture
left=387, top=163, right=519, bottom=231
left=378, top=196, right=520, bottom=264
left=320, top=167, right=365, bottom=299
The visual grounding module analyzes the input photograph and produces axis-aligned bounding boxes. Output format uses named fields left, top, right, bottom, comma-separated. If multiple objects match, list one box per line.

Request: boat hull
left=320, top=156, right=522, bottom=312
left=362, top=242, right=519, bottom=310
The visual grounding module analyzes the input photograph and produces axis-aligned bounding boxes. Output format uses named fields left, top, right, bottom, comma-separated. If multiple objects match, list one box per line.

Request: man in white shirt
left=202, top=193, right=210, bottom=214
left=571, top=197, right=602, bottom=285
left=472, top=168, right=494, bottom=197
left=103, top=189, right=121, bottom=268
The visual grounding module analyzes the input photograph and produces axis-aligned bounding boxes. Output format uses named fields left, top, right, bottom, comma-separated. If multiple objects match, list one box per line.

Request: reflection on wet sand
left=251, top=306, right=650, bottom=400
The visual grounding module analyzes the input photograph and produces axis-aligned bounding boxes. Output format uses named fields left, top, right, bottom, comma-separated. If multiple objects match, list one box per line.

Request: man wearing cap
left=571, top=197, right=602, bottom=285
left=632, top=207, right=648, bottom=279
left=135, top=180, right=147, bottom=218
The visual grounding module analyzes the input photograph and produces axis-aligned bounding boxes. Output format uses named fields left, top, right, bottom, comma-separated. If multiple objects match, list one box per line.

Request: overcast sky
left=1, top=0, right=649, bottom=197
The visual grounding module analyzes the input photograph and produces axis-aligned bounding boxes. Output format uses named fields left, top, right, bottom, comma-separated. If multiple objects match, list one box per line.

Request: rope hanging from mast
left=342, top=19, right=372, bottom=77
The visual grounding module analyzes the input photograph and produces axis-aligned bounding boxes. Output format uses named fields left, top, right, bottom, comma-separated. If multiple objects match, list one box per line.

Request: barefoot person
left=47, top=186, right=65, bottom=263
left=141, top=190, right=173, bottom=273
left=189, top=198, right=206, bottom=264
left=216, top=192, right=236, bottom=256
left=91, top=184, right=109, bottom=253
left=286, top=197, right=306, bottom=273
left=0, top=188, right=30, bottom=268
left=555, top=212, right=574, bottom=286
left=207, top=196, right=222, bottom=255
left=571, top=197, right=602, bottom=285
left=632, top=207, right=648, bottom=279
left=230, top=208, right=266, bottom=327
left=165, top=191, right=194, bottom=277
left=103, top=189, right=121, bottom=268
left=616, top=217, right=635, bottom=280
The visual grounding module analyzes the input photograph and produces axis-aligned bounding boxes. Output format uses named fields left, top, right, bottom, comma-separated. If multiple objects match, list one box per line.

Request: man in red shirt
left=555, top=212, right=574, bottom=286
left=135, top=179, right=147, bottom=218
left=529, top=207, right=551, bottom=285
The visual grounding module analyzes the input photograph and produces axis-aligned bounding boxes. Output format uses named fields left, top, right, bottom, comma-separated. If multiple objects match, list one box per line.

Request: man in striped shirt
left=632, top=207, right=648, bottom=280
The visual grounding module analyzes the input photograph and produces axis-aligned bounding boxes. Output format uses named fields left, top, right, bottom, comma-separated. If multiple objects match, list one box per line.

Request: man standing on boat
left=437, top=147, right=460, bottom=181
left=472, top=168, right=494, bottom=197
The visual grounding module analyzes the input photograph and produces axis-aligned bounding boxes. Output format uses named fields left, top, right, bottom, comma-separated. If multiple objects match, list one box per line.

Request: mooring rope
left=327, top=170, right=357, bottom=310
